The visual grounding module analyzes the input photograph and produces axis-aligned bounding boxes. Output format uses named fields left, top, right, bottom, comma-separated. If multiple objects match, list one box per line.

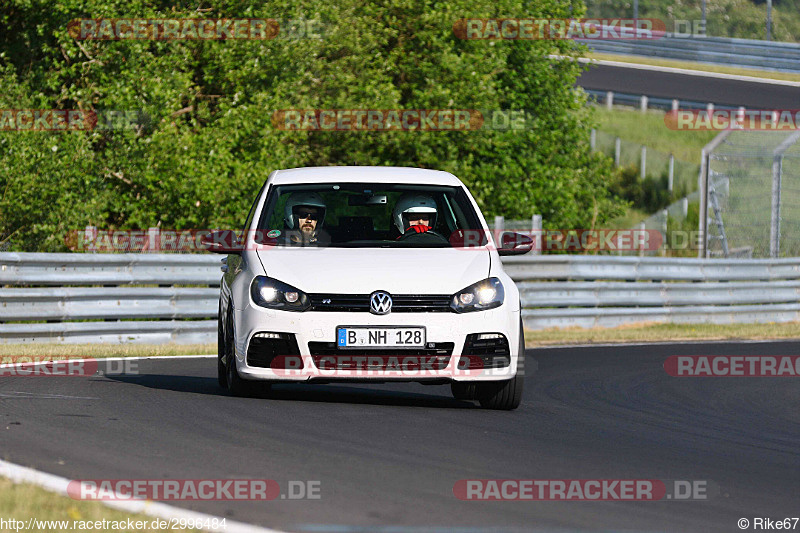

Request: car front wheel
left=217, top=304, right=227, bottom=388
left=473, top=325, right=525, bottom=410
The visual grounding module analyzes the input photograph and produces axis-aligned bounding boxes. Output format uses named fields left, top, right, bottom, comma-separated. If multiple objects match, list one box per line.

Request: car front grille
left=307, top=341, right=454, bottom=370
left=308, top=294, right=453, bottom=313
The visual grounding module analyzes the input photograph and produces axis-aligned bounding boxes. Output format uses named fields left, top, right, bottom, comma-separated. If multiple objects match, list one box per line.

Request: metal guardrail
left=579, top=34, right=800, bottom=73
left=506, top=255, right=800, bottom=329
left=3, top=253, right=800, bottom=343
left=0, top=253, right=222, bottom=344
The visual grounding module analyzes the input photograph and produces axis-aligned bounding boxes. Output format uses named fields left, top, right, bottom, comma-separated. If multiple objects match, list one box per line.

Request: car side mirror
left=497, top=231, right=534, bottom=256
left=201, top=230, right=243, bottom=254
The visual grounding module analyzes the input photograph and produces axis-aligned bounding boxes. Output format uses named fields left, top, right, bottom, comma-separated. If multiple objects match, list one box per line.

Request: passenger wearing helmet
left=393, top=193, right=438, bottom=239
left=284, top=192, right=328, bottom=245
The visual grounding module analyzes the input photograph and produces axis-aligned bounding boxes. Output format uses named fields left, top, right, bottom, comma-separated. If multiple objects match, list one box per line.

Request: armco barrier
left=579, top=34, right=800, bottom=74
left=2, top=253, right=800, bottom=343
left=0, top=253, right=221, bottom=344
left=504, top=255, right=800, bottom=329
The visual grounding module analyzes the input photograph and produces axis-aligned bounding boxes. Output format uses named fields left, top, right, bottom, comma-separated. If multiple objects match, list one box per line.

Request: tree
left=0, top=0, right=623, bottom=251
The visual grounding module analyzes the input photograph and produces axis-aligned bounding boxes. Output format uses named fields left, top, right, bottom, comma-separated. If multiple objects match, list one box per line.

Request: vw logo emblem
left=369, top=291, right=392, bottom=315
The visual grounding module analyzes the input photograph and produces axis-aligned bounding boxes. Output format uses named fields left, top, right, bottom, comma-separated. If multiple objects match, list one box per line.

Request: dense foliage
left=0, top=0, right=625, bottom=251
left=586, top=0, right=800, bottom=42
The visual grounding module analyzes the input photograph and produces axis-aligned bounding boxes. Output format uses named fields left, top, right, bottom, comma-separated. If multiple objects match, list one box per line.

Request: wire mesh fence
left=706, top=130, right=800, bottom=258
left=593, top=129, right=698, bottom=195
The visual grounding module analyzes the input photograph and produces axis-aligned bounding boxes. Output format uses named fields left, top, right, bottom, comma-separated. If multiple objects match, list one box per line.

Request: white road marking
left=0, top=458, right=285, bottom=533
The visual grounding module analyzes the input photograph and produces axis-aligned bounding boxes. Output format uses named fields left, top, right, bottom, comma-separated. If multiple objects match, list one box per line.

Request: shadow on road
left=106, top=373, right=479, bottom=409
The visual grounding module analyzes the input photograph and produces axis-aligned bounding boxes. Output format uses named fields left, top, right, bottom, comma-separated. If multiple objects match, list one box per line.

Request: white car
left=205, top=166, right=532, bottom=409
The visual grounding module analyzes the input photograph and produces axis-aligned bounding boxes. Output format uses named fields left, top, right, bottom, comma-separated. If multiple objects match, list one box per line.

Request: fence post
left=614, top=137, right=621, bottom=166
left=640, top=145, right=647, bottom=179
left=638, top=222, right=646, bottom=257
left=661, top=208, right=668, bottom=256
left=606, top=91, right=614, bottom=110
left=768, top=131, right=800, bottom=258
left=590, top=128, right=596, bottom=151
left=147, top=227, right=160, bottom=253
left=682, top=197, right=688, bottom=218
left=698, top=130, right=733, bottom=258
left=706, top=102, right=714, bottom=116
left=671, top=99, right=679, bottom=112
left=771, top=155, right=784, bottom=259
left=84, top=225, right=97, bottom=253
left=668, top=154, right=674, bottom=191
left=767, top=0, right=773, bottom=41
left=531, top=214, right=542, bottom=256
left=640, top=95, right=648, bottom=113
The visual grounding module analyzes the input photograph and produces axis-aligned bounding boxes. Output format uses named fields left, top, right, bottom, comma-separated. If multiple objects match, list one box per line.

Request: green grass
left=604, top=206, right=649, bottom=230
left=0, top=477, right=202, bottom=532
left=525, top=321, right=800, bottom=346
left=591, top=106, right=718, bottom=164
left=0, top=343, right=216, bottom=358
left=6, top=319, right=800, bottom=358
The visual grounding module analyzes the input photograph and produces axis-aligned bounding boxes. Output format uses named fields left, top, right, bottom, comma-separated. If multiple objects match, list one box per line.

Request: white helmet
left=284, top=192, right=326, bottom=229
left=392, top=194, right=437, bottom=234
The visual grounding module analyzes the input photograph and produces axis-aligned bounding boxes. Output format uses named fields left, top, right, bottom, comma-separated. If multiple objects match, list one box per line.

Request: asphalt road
left=1, top=342, right=798, bottom=532
left=576, top=63, right=800, bottom=108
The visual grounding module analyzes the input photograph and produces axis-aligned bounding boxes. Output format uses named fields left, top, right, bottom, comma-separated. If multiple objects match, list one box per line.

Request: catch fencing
left=3, top=253, right=800, bottom=343
left=701, top=130, right=800, bottom=258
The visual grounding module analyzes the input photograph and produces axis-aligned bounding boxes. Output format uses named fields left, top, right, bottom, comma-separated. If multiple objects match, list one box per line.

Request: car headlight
left=250, top=276, right=310, bottom=312
left=450, top=277, right=504, bottom=313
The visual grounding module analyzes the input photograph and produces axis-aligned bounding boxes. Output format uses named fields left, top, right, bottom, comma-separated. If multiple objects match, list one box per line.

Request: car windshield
left=256, top=182, right=485, bottom=248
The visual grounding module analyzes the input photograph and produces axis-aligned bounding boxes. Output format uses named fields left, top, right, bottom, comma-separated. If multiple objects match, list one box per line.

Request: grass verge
left=0, top=477, right=202, bottom=532
left=3, top=322, right=800, bottom=357
left=586, top=52, right=800, bottom=83
left=0, top=343, right=216, bottom=358
left=525, top=321, right=800, bottom=346
left=591, top=106, right=717, bottom=164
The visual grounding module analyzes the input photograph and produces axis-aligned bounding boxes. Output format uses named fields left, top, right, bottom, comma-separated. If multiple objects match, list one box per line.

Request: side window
left=241, top=183, right=267, bottom=239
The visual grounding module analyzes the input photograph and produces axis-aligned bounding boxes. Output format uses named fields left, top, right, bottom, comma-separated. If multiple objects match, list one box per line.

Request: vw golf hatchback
left=206, top=167, right=532, bottom=409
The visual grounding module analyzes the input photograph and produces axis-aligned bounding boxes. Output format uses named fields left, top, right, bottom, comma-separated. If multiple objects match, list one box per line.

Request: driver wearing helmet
left=284, top=192, right=328, bottom=245
left=393, top=193, right=437, bottom=238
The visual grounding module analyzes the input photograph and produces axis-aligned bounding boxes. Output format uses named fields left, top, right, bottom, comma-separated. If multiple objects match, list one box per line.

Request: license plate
left=337, top=327, right=426, bottom=348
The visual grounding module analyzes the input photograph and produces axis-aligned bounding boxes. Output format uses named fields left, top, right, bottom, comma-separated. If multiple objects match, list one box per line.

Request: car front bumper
left=234, top=303, right=521, bottom=382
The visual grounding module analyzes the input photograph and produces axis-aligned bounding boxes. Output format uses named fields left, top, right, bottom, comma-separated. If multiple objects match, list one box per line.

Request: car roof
left=270, top=166, right=464, bottom=186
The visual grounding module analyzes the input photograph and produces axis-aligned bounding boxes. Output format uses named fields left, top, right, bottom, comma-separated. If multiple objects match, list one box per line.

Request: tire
left=450, top=382, right=476, bottom=401
left=217, top=305, right=227, bottom=388
left=224, top=313, right=253, bottom=397
left=475, top=323, right=525, bottom=410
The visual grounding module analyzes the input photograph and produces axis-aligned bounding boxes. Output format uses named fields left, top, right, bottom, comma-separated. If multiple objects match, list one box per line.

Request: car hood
left=255, top=247, right=490, bottom=294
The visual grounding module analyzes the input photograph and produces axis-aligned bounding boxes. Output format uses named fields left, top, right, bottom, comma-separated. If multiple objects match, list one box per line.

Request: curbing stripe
left=0, top=458, right=284, bottom=533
